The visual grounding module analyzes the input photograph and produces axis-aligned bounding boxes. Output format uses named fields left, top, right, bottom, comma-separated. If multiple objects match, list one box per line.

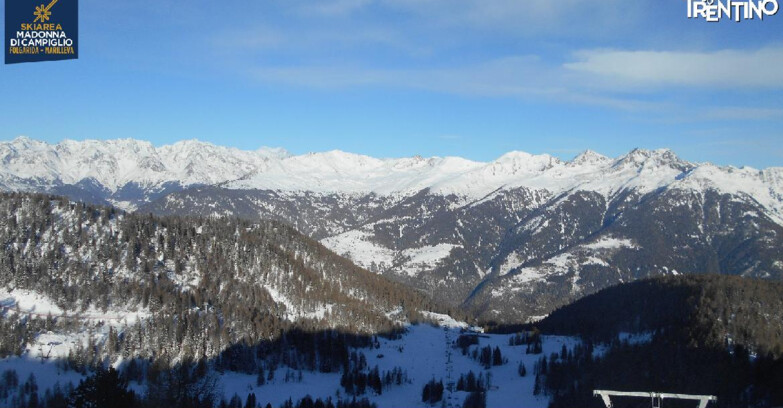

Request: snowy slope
left=218, top=324, right=578, bottom=408
left=0, top=323, right=579, bottom=408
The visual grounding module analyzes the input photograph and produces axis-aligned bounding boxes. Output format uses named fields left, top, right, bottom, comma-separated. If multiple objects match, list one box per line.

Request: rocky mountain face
left=2, top=137, right=782, bottom=322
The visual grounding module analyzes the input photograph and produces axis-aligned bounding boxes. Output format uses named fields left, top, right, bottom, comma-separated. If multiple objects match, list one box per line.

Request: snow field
left=0, top=324, right=581, bottom=408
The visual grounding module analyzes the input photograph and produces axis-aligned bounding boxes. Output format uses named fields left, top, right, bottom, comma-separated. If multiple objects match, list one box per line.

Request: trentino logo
left=5, top=0, right=78, bottom=64
left=687, top=0, right=779, bottom=22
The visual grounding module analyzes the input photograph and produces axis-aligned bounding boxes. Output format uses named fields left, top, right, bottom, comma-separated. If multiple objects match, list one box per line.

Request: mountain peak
left=10, top=136, right=45, bottom=149
left=257, top=146, right=291, bottom=159
left=163, top=139, right=227, bottom=154
left=615, top=148, right=689, bottom=169
left=12, top=135, right=34, bottom=144
left=495, top=150, right=536, bottom=161
left=309, top=149, right=380, bottom=163
left=491, top=151, right=560, bottom=173
left=569, top=150, right=610, bottom=166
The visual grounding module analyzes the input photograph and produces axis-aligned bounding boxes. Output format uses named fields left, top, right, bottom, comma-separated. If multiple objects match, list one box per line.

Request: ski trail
left=444, top=328, right=458, bottom=408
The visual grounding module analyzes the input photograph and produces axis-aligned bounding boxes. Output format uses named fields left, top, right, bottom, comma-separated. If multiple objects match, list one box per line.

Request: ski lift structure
left=594, top=390, right=717, bottom=408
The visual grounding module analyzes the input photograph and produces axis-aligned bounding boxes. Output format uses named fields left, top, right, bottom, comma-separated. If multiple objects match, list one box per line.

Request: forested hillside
left=538, top=274, right=783, bottom=356
left=0, top=192, right=444, bottom=365
left=533, top=275, right=783, bottom=408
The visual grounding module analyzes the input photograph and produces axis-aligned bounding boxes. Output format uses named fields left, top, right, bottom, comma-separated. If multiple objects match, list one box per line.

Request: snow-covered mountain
left=0, top=137, right=289, bottom=209
left=3, top=137, right=782, bottom=219
left=2, top=137, right=783, bottom=321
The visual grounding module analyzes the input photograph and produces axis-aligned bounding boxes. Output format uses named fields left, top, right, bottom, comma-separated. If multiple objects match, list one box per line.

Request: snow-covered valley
left=0, top=322, right=580, bottom=408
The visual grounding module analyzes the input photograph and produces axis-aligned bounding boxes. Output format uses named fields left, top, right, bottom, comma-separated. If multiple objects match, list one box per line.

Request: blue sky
left=1, top=0, right=782, bottom=167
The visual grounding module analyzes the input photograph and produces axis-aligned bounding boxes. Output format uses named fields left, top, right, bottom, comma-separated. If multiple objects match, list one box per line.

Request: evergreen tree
left=66, top=367, right=135, bottom=408
left=245, top=392, right=257, bottom=408
left=492, top=347, right=503, bottom=366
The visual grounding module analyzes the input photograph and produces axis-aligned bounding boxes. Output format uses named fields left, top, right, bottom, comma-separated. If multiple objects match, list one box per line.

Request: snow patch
left=321, top=229, right=459, bottom=277
left=399, top=244, right=459, bottom=277
left=419, top=311, right=470, bottom=330
left=581, top=237, right=638, bottom=250
left=320, top=229, right=395, bottom=271
left=263, top=284, right=334, bottom=322
left=0, top=288, right=149, bottom=325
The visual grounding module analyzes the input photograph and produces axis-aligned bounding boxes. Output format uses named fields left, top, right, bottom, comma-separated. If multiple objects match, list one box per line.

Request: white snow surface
left=1, top=287, right=151, bottom=362
left=0, top=288, right=149, bottom=327
left=419, top=311, right=471, bottom=330
left=320, top=228, right=459, bottom=277
left=581, top=237, right=638, bottom=250
left=2, top=138, right=782, bottom=223
left=321, top=229, right=395, bottom=270
left=0, top=137, right=288, bottom=192
left=262, top=284, right=334, bottom=322
left=247, top=324, right=579, bottom=407
left=0, top=288, right=65, bottom=316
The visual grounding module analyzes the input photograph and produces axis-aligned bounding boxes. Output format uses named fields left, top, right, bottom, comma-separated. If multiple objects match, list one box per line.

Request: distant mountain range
left=2, top=137, right=782, bottom=322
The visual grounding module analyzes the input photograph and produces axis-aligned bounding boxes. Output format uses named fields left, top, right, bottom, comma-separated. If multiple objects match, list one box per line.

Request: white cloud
left=565, top=47, right=783, bottom=89
left=249, top=56, right=553, bottom=95
left=244, top=53, right=782, bottom=122
left=697, top=107, right=783, bottom=120
left=246, top=56, right=662, bottom=112
left=199, top=0, right=782, bottom=122
left=644, top=106, right=783, bottom=124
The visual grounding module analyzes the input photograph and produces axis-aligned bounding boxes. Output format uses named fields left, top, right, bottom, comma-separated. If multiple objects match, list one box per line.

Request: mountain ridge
left=2, top=137, right=781, bottom=220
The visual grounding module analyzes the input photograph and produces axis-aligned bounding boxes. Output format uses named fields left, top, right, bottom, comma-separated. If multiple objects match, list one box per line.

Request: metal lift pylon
left=594, top=390, right=717, bottom=408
